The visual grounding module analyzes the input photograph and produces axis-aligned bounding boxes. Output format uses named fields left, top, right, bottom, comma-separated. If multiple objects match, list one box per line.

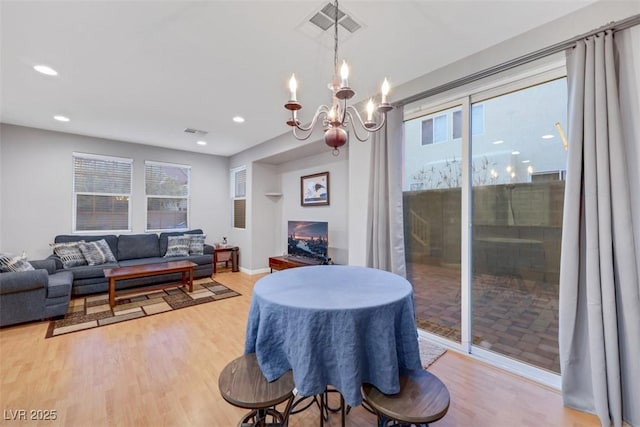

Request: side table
left=214, top=246, right=239, bottom=273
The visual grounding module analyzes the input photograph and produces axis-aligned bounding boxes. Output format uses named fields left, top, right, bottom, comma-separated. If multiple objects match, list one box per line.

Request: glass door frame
left=408, top=65, right=567, bottom=389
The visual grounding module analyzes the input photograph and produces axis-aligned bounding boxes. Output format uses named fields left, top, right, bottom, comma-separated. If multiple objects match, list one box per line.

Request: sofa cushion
left=117, top=234, right=160, bottom=260
left=67, top=263, right=118, bottom=280
left=78, top=239, right=117, bottom=265
left=55, top=235, right=118, bottom=259
left=47, top=271, right=73, bottom=298
left=50, top=242, right=87, bottom=268
left=164, top=236, right=190, bottom=257
left=159, top=229, right=203, bottom=256
left=0, top=253, right=35, bottom=272
left=185, top=234, right=206, bottom=255
left=28, top=259, right=57, bottom=275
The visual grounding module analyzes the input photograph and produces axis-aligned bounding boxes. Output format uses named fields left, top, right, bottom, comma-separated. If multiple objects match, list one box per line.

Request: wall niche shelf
left=264, top=192, right=282, bottom=197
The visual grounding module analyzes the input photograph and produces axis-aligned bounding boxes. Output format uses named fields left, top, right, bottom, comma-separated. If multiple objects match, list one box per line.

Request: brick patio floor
left=407, top=262, right=560, bottom=373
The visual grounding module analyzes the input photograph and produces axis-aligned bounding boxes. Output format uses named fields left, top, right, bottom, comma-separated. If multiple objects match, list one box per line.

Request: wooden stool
left=362, top=370, right=450, bottom=427
left=218, top=353, right=295, bottom=427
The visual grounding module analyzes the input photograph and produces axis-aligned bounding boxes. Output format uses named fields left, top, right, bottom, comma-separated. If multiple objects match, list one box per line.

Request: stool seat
left=362, top=369, right=450, bottom=426
left=218, top=353, right=295, bottom=426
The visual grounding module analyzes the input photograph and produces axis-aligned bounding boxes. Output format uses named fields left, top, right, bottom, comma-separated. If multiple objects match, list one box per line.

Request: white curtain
left=560, top=29, right=640, bottom=427
left=366, top=107, right=407, bottom=276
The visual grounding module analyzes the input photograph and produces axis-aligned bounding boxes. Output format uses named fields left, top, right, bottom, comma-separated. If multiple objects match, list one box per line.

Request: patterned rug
left=46, top=279, right=240, bottom=338
left=418, top=337, right=446, bottom=368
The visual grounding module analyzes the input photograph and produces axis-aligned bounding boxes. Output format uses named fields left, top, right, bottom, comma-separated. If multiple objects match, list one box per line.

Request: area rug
left=45, top=279, right=240, bottom=338
left=418, top=337, right=446, bottom=368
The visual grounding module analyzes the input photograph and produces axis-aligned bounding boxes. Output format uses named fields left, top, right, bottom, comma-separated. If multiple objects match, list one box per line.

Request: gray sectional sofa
left=0, top=259, right=73, bottom=327
left=50, top=229, right=214, bottom=296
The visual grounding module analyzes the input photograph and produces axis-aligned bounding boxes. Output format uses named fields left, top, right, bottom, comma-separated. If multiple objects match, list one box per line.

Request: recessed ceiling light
left=511, top=151, right=520, bottom=155
left=196, top=140, right=207, bottom=146
left=54, top=115, right=70, bottom=122
left=522, top=160, right=531, bottom=163
left=34, top=65, right=58, bottom=76
left=232, top=116, right=245, bottom=123
left=492, top=140, right=504, bottom=145
left=541, top=134, right=555, bottom=139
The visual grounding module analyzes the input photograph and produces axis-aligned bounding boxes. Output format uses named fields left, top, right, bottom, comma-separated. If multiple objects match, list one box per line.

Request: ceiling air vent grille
left=308, top=2, right=361, bottom=34
left=183, top=128, right=208, bottom=135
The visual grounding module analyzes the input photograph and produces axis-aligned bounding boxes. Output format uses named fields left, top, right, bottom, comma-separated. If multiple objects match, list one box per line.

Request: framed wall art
left=300, top=172, right=329, bottom=206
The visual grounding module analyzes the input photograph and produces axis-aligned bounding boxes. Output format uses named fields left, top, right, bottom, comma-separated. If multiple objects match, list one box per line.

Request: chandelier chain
left=333, top=0, right=339, bottom=76
left=283, top=0, right=392, bottom=153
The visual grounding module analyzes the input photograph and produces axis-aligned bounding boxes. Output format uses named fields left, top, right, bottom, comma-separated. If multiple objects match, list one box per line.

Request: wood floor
left=0, top=271, right=599, bottom=426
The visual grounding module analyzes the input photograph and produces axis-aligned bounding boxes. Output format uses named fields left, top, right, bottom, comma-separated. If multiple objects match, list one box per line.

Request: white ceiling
left=0, top=1, right=597, bottom=157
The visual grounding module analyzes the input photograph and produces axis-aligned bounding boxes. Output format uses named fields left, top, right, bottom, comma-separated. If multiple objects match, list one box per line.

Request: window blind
left=145, top=161, right=190, bottom=231
left=73, top=153, right=132, bottom=232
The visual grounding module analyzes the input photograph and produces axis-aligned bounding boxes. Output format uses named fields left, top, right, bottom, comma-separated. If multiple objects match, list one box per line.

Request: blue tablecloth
left=244, top=265, right=422, bottom=407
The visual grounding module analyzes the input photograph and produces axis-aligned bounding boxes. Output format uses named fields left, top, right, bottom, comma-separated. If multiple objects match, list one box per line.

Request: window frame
left=230, top=166, right=247, bottom=230
left=144, top=160, right=191, bottom=232
left=421, top=113, right=448, bottom=145
left=72, top=152, right=133, bottom=233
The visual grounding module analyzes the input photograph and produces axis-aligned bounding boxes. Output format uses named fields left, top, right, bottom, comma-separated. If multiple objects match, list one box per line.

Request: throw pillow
left=0, top=253, right=35, bottom=272
left=184, top=234, right=206, bottom=255
left=51, top=241, right=87, bottom=268
left=78, top=239, right=117, bottom=265
left=164, top=236, right=190, bottom=257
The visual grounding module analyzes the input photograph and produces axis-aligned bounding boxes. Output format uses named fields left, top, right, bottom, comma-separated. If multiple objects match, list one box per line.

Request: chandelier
left=284, top=0, right=392, bottom=155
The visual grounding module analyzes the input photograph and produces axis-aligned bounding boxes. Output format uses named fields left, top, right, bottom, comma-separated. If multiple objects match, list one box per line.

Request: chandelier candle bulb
left=289, top=74, right=297, bottom=101
left=366, top=99, right=374, bottom=121
left=381, top=78, right=390, bottom=104
left=340, top=60, right=349, bottom=88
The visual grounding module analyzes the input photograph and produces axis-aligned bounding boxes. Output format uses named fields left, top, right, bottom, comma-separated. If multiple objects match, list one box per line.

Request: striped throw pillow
left=78, top=239, right=117, bottom=265
left=164, top=236, right=190, bottom=257
left=0, top=253, right=35, bottom=272
left=51, top=241, right=87, bottom=268
left=184, top=234, right=206, bottom=255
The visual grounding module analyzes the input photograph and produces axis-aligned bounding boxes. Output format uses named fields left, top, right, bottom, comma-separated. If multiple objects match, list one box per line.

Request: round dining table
left=244, top=265, right=422, bottom=407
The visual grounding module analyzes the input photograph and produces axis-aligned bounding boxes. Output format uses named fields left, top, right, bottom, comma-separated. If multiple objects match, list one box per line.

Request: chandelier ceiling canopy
left=284, top=0, right=392, bottom=155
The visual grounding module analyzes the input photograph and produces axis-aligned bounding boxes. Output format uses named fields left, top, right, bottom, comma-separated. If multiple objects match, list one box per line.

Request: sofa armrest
left=47, top=255, right=65, bottom=271
left=203, top=244, right=215, bottom=255
left=28, top=259, right=57, bottom=274
left=0, top=270, right=48, bottom=295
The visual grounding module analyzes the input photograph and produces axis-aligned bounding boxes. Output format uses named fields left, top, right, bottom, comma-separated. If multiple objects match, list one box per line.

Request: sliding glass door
left=403, top=102, right=464, bottom=343
left=403, top=70, right=568, bottom=377
left=470, top=78, right=567, bottom=373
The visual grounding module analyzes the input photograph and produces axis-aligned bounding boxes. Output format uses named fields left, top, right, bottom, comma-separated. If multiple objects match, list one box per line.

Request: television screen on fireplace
left=287, top=220, right=328, bottom=262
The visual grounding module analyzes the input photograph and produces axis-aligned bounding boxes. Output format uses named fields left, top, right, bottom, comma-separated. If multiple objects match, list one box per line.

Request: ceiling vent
left=297, top=2, right=364, bottom=49
left=183, top=128, right=208, bottom=135
left=310, top=2, right=361, bottom=34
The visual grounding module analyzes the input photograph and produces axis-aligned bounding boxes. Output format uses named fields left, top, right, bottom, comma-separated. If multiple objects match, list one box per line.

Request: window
left=145, top=161, right=190, bottom=231
left=453, top=104, right=484, bottom=139
left=73, top=153, right=132, bottom=232
left=421, top=114, right=447, bottom=145
left=231, top=166, right=246, bottom=229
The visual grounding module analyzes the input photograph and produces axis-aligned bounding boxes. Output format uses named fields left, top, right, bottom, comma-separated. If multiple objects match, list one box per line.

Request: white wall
left=0, top=124, right=230, bottom=259
left=250, top=162, right=281, bottom=271
left=277, top=151, right=349, bottom=266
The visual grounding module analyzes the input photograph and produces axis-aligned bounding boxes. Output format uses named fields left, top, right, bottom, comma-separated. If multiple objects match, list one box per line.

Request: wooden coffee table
left=103, top=260, right=197, bottom=308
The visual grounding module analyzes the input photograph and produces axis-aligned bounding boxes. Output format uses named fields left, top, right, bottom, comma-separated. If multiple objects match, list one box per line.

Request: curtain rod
left=396, top=13, right=640, bottom=107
